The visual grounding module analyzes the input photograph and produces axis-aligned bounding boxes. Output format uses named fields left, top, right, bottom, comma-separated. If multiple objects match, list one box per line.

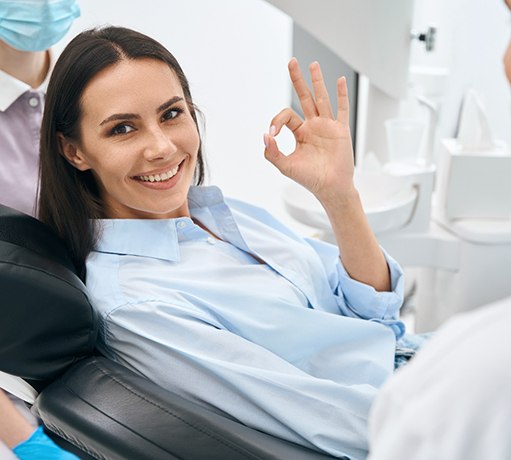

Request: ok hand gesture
left=264, top=58, right=355, bottom=205
left=264, top=58, right=391, bottom=292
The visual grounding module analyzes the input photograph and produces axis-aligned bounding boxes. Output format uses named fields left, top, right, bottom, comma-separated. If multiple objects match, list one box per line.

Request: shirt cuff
left=335, top=247, right=405, bottom=323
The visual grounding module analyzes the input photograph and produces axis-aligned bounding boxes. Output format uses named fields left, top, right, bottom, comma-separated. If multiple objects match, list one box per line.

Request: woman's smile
left=132, top=159, right=185, bottom=190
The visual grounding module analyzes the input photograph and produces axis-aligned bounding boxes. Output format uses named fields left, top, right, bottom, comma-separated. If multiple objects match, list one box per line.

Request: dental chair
left=0, top=204, right=338, bottom=460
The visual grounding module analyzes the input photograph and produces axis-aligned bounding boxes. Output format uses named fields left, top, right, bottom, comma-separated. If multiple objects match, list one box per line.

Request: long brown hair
left=38, top=26, right=205, bottom=278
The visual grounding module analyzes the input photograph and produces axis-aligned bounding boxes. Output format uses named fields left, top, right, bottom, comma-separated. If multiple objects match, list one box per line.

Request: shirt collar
left=187, top=184, right=227, bottom=210
left=94, top=185, right=237, bottom=262
left=0, top=49, right=53, bottom=111
left=96, top=218, right=182, bottom=262
left=0, top=70, right=31, bottom=111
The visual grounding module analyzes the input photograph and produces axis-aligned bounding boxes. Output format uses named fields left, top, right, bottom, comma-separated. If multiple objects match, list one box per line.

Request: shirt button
left=177, top=221, right=187, bottom=229
left=28, top=97, right=39, bottom=108
left=207, top=237, right=215, bottom=245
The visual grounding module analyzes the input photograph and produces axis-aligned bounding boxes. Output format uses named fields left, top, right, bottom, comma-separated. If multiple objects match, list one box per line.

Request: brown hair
left=38, top=26, right=205, bottom=278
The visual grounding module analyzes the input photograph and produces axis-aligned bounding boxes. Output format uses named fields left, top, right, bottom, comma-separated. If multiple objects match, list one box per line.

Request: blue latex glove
left=12, top=426, right=80, bottom=460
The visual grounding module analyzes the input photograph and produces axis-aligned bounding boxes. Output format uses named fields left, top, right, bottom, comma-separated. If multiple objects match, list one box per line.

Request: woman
left=38, top=26, right=406, bottom=460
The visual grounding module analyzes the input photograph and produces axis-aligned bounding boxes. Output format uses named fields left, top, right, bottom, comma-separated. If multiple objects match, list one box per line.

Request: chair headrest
left=0, top=205, right=97, bottom=392
left=0, top=205, right=77, bottom=272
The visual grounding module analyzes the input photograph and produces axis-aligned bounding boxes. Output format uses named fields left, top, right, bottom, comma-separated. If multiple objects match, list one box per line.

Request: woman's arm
left=100, top=300, right=382, bottom=460
left=264, top=59, right=390, bottom=292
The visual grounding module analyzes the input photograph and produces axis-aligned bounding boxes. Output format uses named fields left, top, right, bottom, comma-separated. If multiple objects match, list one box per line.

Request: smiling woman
left=58, top=59, right=200, bottom=220
left=38, top=27, right=205, bottom=274
left=37, top=26, right=412, bottom=460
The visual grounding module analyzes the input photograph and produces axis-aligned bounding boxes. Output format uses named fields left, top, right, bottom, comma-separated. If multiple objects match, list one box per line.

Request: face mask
left=0, top=0, right=80, bottom=52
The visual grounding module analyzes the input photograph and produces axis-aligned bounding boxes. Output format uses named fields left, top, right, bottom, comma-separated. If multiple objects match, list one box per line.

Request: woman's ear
left=57, top=133, right=91, bottom=171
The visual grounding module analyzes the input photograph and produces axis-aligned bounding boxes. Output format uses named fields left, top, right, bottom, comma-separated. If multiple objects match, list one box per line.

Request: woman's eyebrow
left=157, top=96, right=184, bottom=113
left=99, top=113, right=140, bottom=126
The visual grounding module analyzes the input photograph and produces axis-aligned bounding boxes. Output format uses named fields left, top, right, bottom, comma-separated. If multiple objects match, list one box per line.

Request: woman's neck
left=0, top=42, right=49, bottom=88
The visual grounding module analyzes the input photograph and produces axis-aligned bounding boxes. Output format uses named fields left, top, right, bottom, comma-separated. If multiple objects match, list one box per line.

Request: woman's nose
left=143, top=127, right=177, bottom=161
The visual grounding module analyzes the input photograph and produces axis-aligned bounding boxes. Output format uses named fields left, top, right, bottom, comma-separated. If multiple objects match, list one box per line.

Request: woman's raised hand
left=264, top=59, right=390, bottom=291
left=264, top=58, right=355, bottom=205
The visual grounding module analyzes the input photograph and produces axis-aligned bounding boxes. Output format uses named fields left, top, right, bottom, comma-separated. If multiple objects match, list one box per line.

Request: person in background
left=0, top=389, right=78, bottom=459
left=0, top=0, right=79, bottom=215
left=368, top=0, right=511, bottom=458
left=0, top=1, right=80, bottom=458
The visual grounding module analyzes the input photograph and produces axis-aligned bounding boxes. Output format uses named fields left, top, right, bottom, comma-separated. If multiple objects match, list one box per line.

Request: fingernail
left=263, top=133, right=269, bottom=148
left=270, top=125, right=276, bottom=136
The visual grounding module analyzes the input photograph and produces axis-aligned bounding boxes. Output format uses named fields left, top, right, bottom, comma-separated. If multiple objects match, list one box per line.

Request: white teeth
left=138, top=165, right=179, bottom=182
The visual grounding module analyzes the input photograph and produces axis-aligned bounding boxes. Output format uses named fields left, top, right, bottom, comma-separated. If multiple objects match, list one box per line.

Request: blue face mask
left=0, top=0, right=80, bottom=52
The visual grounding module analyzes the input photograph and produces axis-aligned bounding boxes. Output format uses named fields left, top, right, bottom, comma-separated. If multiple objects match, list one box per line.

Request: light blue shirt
left=86, top=185, right=405, bottom=460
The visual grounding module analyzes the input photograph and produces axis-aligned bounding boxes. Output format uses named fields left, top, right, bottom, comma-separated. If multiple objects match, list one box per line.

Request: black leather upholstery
left=0, top=205, right=96, bottom=392
left=0, top=204, right=340, bottom=460
left=35, top=357, right=335, bottom=460
left=0, top=205, right=76, bottom=272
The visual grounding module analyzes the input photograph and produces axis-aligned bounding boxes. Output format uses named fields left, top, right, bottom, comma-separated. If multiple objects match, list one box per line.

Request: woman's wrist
left=316, top=185, right=362, bottom=217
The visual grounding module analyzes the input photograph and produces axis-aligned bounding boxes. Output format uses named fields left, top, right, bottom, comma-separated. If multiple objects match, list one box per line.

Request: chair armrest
left=34, top=357, right=337, bottom=460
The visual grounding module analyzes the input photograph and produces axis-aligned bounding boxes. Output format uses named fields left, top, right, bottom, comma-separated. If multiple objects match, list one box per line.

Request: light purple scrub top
left=0, top=68, right=47, bottom=216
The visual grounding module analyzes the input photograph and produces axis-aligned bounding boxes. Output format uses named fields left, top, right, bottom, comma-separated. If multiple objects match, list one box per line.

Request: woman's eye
left=111, top=124, right=134, bottom=135
left=162, top=108, right=182, bottom=121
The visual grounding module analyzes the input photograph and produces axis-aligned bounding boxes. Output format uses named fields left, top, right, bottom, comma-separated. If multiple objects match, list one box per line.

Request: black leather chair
left=0, top=204, right=341, bottom=460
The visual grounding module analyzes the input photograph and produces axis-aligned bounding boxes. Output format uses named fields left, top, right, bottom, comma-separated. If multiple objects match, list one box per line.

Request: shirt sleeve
left=99, top=300, right=374, bottom=460
left=305, top=237, right=405, bottom=339
left=223, top=197, right=405, bottom=337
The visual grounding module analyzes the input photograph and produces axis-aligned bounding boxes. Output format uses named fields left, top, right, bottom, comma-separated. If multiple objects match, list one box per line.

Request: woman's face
left=64, top=58, right=200, bottom=219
